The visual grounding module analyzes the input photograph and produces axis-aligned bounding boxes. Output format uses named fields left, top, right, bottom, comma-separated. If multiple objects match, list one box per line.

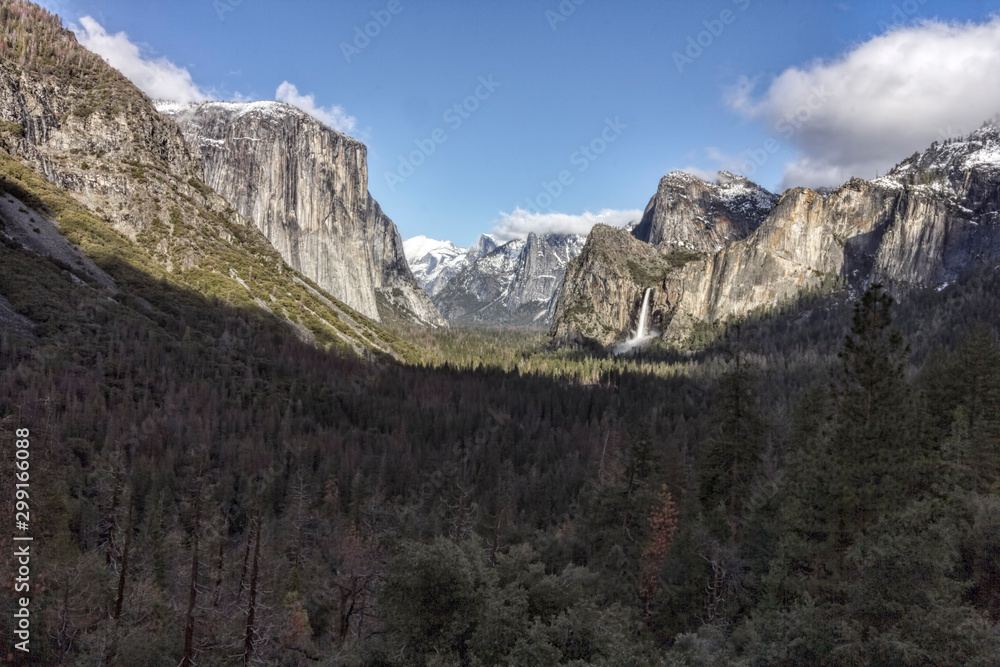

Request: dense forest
left=3, top=150, right=1000, bottom=664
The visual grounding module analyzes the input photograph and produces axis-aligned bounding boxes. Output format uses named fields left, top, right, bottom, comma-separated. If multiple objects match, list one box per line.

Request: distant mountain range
left=405, top=232, right=587, bottom=326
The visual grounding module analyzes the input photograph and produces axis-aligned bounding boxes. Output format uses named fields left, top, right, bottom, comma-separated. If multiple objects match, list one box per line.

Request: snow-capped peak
left=403, top=235, right=463, bottom=262
left=403, top=236, right=470, bottom=297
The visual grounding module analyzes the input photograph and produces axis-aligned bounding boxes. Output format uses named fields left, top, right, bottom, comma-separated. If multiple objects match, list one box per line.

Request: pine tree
left=698, top=347, right=766, bottom=543
left=830, top=283, right=912, bottom=536
left=952, top=323, right=1000, bottom=490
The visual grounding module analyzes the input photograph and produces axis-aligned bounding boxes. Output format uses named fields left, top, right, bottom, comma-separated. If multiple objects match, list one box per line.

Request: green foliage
left=698, top=347, right=767, bottom=542
left=4, top=224, right=1000, bottom=662
left=381, top=538, right=488, bottom=660
left=378, top=540, right=659, bottom=665
left=186, top=176, right=214, bottom=198
left=831, top=284, right=915, bottom=526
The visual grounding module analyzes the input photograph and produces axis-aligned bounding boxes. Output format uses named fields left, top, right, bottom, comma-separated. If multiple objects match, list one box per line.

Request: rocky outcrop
left=434, top=232, right=586, bottom=326
left=657, top=180, right=897, bottom=338
left=159, top=101, right=445, bottom=327
left=632, top=170, right=778, bottom=253
left=466, top=233, right=499, bottom=262
left=550, top=225, right=697, bottom=344
left=552, top=125, right=1000, bottom=347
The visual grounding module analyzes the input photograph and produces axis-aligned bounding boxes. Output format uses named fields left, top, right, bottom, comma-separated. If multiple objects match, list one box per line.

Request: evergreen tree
left=698, top=347, right=766, bottom=543
left=830, top=283, right=912, bottom=536
left=952, top=323, right=1000, bottom=490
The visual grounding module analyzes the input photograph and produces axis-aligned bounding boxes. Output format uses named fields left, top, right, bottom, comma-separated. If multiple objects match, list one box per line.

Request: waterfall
left=614, top=287, right=655, bottom=354
left=635, top=287, right=652, bottom=339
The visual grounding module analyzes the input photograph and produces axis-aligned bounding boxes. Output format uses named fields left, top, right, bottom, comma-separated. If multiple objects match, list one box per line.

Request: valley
left=1, top=1, right=1000, bottom=665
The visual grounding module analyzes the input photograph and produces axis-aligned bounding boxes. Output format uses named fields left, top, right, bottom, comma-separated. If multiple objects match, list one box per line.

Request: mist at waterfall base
left=613, top=288, right=657, bottom=355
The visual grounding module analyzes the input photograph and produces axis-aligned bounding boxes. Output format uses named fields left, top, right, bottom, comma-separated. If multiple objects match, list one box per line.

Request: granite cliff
left=553, top=125, right=1000, bottom=347
left=550, top=225, right=687, bottom=343
left=159, top=101, right=444, bottom=327
left=632, top=170, right=778, bottom=253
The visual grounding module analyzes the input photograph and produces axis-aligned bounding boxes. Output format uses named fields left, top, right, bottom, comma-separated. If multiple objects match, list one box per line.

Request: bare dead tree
left=446, top=482, right=477, bottom=543
left=212, top=516, right=228, bottom=609
left=243, top=510, right=262, bottom=666
left=702, top=553, right=727, bottom=626
left=181, top=487, right=202, bottom=667
left=112, top=493, right=133, bottom=622
left=103, top=490, right=134, bottom=665
left=237, top=516, right=254, bottom=602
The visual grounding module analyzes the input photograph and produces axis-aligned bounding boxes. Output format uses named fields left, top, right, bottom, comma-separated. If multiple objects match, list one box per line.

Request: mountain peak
left=633, top=169, right=778, bottom=253
left=467, top=233, right=500, bottom=262
left=403, top=236, right=469, bottom=297
left=427, top=232, right=586, bottom=326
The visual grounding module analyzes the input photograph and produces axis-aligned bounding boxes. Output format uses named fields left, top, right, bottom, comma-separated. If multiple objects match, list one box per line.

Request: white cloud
left=729, top=16, right=1000, bottom=190
left=275, top=82, right=357, bottom=135
left=72, top=16, right=206, bottom=103
left=493, top=208, right=643, bottom=241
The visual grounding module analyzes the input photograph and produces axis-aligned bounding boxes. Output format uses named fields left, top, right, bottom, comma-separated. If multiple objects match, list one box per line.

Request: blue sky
left=36, top=0, right=1000, bottom=247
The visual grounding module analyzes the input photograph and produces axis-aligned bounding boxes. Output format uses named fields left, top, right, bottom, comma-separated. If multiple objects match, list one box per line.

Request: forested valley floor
left=3, top=203, right=1000, bottom=664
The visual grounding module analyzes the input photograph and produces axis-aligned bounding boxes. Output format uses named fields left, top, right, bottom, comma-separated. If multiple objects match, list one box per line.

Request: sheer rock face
left=160, top=101, right=445, bottom=326
left=632, top=170, right=778, bottom=253
left=0, top=4, right=426, bottom=359
left=553, top=127, right=1000, bottom=346
left=433, top=232, right=585, bottom=326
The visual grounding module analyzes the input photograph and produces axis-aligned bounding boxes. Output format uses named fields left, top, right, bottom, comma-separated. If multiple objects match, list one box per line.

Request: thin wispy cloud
left=275, top=82, right=358, bottom=135
left=675, top=165, right=721, bottom=182
left=72, top=16, right=207, bottom=103
left=493, top=208, right=642, bottom=241
left=677, top=147, right=746, bottom=182
left=728, top=16, right=1000, bottom=189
